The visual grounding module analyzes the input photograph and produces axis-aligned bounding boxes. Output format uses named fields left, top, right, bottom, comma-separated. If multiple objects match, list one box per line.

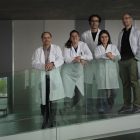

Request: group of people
left=32, top=13, right=140, bottom=129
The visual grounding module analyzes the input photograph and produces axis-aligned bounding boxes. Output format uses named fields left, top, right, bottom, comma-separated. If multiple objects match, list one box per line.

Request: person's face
left=70, top=32, right=80, bottom=44
left=90, top=16, right=100, bottom=29
left=42, top=33, right=52, bottom=45
left=122, top=14, right=132, bottom=27
left=100, top=33, right=109, bottom=45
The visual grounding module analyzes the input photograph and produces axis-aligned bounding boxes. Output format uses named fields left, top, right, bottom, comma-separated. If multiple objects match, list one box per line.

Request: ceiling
left=0, top=0, right=140, bottom=20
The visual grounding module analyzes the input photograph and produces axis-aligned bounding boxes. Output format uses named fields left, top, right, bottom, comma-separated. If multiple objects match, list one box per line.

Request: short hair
left=98, top=30, right=112, bottom=46
left=41, top=32, right=52, bottom=38
left=88, top=14, right=101, bottom=24
left=122, top=13, right=132, bottom=18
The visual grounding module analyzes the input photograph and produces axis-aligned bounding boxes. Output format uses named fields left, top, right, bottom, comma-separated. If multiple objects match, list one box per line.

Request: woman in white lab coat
left=94, top=30, right=121, bottom=116
left=60, top=30, right=93, bottom=116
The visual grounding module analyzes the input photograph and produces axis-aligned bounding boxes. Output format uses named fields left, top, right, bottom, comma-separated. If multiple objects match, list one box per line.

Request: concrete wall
left=0, top=21, right=12, bottom=74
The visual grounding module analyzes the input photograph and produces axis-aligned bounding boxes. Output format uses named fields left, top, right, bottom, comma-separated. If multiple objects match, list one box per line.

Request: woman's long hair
left=65, top=30, right=80, bottom=48
left=98, top=30, right=112, bottom=46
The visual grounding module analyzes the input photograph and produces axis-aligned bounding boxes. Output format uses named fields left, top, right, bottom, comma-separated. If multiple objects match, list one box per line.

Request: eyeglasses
left=101, top=36, right=108, bottom=39
left=122, top=17, right=131, bottom=20
left=91, top=20, right=99, bottom=23
left=42, top=37, right=51, bottom=39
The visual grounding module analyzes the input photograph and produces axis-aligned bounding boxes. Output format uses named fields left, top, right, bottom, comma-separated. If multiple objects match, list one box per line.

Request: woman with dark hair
left=60, top=30, right=93, bottom=118
left=94, top=30, right=121, bottom=116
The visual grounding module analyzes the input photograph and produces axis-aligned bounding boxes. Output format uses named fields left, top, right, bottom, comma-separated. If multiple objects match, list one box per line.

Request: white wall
left=45, top=20, right=75, bottom=49
left=14, top=20, right=44, bottom=71
left=105, top=20, right=123, bottom=46
left=135, top=20, right=140, bottom=30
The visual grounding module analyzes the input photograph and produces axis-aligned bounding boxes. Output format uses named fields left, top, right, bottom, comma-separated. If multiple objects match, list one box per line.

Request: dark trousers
left=119, top=58, right=140, bottom=107
left=96, top=89, right=118, bottom=113
left=64, top=86, right=83, bottom=108
left=85, top=83, right=94, bottom=114
left=40, top=76, right=57, bottom=124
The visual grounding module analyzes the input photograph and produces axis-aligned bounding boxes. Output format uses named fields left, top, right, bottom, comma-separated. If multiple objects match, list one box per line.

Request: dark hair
left=122, top=13, right=132, bottom=19
left=98, top=30, right=112, bottom=46
left=88, top=14, right=101, bottom=25
left=41, top=32, right=52, bottom=38
left=65, top=30, right=80, bottom=48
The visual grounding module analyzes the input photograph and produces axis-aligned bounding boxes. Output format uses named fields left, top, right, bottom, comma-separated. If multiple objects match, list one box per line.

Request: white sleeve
left=94, top=47, right=109, bottom=60
left=81, top=43, right=93, bottom=60
left=135, top=32, right=140, bottom=61
left=53, top=46, right=64, bottom=68
left=117, top=32, right=122, bottom=53
left=117, top=35, right=120, bottom=51
left=32, top=50, right=45, bottom=71
left=112, top=45, right=121, bottom=61
left=63, top=47, right=75, bottom=63
left=81, top=34, right=85, bottom=42
left=112, top=44, right=121, bottom=56
left=113, top=46, right=121, bottom=61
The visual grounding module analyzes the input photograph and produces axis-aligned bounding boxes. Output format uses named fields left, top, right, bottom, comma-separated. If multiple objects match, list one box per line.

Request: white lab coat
left=61, top=41, right=93, bottom=98
left=32, top=44, right=65, bottom=105
left=118, top=26, right=140, bottom=78
left=81, top=29, right=101, bottom=83
left=94, top=44, right=121, bottom=89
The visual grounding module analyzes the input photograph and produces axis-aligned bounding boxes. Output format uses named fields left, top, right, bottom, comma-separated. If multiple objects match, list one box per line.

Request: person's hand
left=106, top=52, right=115, bottom=61
left=72, top=56, right=81, bottom=63
left=81, top=59, right=88, bottom=67
left=45, top=63, right=54, bottom=70
left=106, top=52, right=112, bottom=58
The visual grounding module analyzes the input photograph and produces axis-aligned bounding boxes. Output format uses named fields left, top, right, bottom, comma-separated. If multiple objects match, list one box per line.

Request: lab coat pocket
left=52, top=53, right=56, bottom=61
left=109, top=69, right=117, bottom=78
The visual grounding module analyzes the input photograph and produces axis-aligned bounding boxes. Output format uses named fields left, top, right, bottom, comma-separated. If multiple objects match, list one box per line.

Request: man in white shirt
left=32, top=32, right=64, bottom=128
left=81, top=15, right=101, bottom=114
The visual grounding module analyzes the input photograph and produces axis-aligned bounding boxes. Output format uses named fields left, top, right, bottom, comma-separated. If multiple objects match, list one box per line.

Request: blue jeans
left=96, top=89, right=118, bottom=114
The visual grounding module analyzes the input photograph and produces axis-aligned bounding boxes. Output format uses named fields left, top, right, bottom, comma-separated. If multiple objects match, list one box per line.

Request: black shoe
left=131, top=105, right=140, bottom=114
left=48, top=122, right=55, bottom=128
left=42, top=119, right=48, bottom=129
left=98, top=108, right=104, bottom=114
left=118, top=107, right=132, bottom=114
left=41, top=111, right=49, bottom=129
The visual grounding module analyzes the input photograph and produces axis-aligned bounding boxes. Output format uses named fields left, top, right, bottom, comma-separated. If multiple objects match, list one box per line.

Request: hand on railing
left=80, top=59, right=88, bottom=67
left=45, top=63, right=54, bottom=70
left=72, top=56, right=81, bottom=63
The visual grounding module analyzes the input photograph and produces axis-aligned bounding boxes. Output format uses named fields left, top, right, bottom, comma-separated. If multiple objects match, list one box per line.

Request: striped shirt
left=43, top=46, right=50, bottom=64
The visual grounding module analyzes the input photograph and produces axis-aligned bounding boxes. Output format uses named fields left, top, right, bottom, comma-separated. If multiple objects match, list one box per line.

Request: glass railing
left=0, top=61, right=139, bottom=138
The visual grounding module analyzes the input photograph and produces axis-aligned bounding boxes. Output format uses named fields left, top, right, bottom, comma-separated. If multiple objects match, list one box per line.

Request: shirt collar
left=72, top=45, right=78, bottom=52
left=43, top=45, right=51, bottom=51
left=122, top=25, right=132, bottom=32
